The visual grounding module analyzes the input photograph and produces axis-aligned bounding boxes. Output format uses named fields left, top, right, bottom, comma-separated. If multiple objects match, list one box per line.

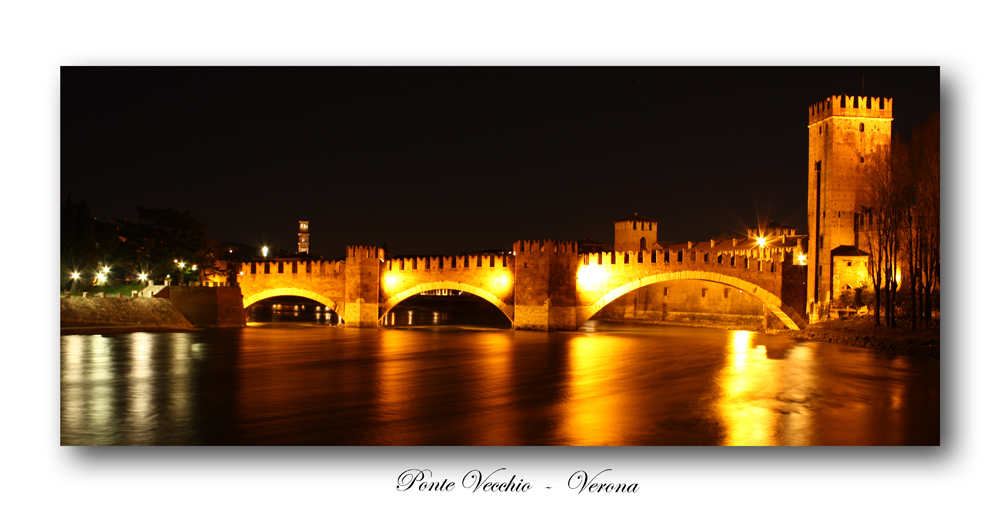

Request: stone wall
left=513, top=240, right=579, bottom=330
left=595, top=280, right=768, bottom=329
left=344, top=246, right=383, bottom=327
left=157, top=286, right=246, bottom=328
left=60, top=296, right=195, bottom=329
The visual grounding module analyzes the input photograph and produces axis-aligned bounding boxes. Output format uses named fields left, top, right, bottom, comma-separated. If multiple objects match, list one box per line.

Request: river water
left=60, top=311, right=939, bottom=446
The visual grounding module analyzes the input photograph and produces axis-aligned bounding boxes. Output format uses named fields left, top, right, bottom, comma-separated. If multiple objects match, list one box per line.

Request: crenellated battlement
left=346, top=245, right=385, bottom=260
left=385, top=253, right=511, bottom=272
left=808, top=95, right=892, bottom=124
left=514, top=240, right=578, bottom=254
left=240, top=259, right=344, bottom=276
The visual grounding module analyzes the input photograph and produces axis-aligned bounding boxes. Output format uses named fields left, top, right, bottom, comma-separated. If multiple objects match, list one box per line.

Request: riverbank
left=60, top=296, right=196, bottom=331
left=779, top=317, right=940, bottom=360
left=61, top=325, right=200, bottom=335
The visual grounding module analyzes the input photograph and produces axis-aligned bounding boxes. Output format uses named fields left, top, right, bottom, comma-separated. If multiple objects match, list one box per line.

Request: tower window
left=633, top=221, right=637, bottom=230
left=701, top=288, right=707, bottom=298
left=860, top=123, right=865, bottom=132
left=819, top=125, right=822, bottom=134
left=724, top=288, right=730, bottom=299
left=640, top=237, right=646, bottom=251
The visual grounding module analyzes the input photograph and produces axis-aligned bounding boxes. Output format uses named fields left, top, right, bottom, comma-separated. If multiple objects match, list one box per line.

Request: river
left=60, top=307, right=939, bottom=446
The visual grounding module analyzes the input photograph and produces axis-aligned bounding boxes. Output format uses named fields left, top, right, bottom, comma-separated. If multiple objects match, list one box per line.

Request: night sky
left=61, top=67, right=939, bottom=259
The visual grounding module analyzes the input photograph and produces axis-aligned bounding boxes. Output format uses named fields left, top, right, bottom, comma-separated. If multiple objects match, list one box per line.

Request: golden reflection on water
left=376, top=330, right=515, bottom=444
left=558, top=335, right=635, bottom=445
left=376, top=330, right=428, bottom=444
left=460, top=332, right=514, bottom=444
left=715, top=330, right=817, bottom=446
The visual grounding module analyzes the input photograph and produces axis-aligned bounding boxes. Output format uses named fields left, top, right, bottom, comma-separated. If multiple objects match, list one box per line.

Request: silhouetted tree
left=909, top=112, right=941, bottom=327
left=116, top=208, right=219, bottom=285
left=60, top=195, right=98, bottom=291
left=862, top=142, right=908, bottom=327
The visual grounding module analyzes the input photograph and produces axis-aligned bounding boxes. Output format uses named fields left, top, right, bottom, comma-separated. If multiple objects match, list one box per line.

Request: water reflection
left=714, top=330, right=814, bottom=446
left=61, top=323, right=939, bottom=446
left=558, top=335, right=635, bottom=445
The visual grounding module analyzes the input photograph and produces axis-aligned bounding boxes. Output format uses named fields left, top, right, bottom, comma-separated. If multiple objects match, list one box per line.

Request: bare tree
left=862, top=143, right=907, bottom=327
left=911, top=112, right=941, bottom=326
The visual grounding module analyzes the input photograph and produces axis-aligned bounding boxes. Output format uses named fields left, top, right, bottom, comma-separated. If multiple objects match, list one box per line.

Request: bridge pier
left=344, top=246, right=384, bottom=328
left=511, top=241, right=579, bottom=331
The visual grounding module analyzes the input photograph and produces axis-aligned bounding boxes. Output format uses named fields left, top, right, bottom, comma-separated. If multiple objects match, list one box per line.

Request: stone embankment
left=778, top=318, right=940, bottom=360
left=60, top=296, right=196, bottom=333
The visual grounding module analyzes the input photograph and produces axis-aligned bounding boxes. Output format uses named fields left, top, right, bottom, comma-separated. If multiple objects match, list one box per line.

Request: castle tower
left=614, top=213, right=658, bottom=253
left=806, top=95, right=892, bottom=320
left=297, top=220, right=310, bottom=254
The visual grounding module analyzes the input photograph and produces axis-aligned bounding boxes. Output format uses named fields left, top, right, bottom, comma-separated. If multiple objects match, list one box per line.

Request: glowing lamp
left=797, top=254, right=807, bottom=264
left=262, top=246, right=269, bottom=258
left=756, top=237, right=767, bottom=247
left=139, top=273, right=148, bottom=280
left=71, top=272, right=80, bottom=279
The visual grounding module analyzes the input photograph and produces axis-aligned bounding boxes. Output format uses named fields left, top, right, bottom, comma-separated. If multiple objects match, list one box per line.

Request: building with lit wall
left=806, top=95, right=892, bottom=321
left=596, top=215, right=807, bottom=330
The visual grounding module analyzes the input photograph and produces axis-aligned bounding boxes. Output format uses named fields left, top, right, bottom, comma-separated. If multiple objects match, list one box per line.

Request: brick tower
left=806, top=95, right=892, bottom=321
left=614, top=213, right=658, bottom=253
left=297, top=220, right=310, bottom=254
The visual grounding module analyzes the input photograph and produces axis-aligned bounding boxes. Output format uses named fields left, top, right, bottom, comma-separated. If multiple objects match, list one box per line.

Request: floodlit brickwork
left=807, top=95, right=892, bottom=321
left=237, top=232, right=808, bottom=331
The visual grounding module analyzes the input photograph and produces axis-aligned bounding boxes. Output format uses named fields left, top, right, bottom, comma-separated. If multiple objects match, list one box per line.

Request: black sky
left=61, top=67, right=939, bottom=259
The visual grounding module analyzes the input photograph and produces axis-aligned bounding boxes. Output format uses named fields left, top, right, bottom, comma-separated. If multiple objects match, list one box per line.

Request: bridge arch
left=243, top=287, right=344, bottom=318
left=578, top=271, right=806, bottom=330
left=380, top=280, right=514, bottom=324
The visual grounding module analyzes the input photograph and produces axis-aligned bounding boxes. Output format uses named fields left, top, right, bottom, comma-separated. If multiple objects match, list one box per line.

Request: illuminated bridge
left=236, top=239, right=807, bottom=331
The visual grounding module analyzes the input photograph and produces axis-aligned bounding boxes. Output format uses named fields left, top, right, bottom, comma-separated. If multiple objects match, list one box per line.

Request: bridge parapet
left=515, top=239, right=578, bottom=254
left=239, top=259, right=344, bottom=276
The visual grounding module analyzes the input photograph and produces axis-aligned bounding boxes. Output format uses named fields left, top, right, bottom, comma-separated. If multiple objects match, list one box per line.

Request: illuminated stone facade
left=238, top=234, right=808, bottom=331
left=599, top=219, right=808, bottom=330
left=807, top=95, right=892, bottom=321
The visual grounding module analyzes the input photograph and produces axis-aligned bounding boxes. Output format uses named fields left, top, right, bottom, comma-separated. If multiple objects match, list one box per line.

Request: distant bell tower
left=806, top=95, right=892, bottom=320
left=614, top=213, right=658, bottom=253
left=297, top=220, right=310, bottom=254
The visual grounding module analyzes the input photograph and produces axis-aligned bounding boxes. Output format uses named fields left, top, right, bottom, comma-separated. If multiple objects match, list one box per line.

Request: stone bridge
left=236, top=239, right=807, bottom=330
